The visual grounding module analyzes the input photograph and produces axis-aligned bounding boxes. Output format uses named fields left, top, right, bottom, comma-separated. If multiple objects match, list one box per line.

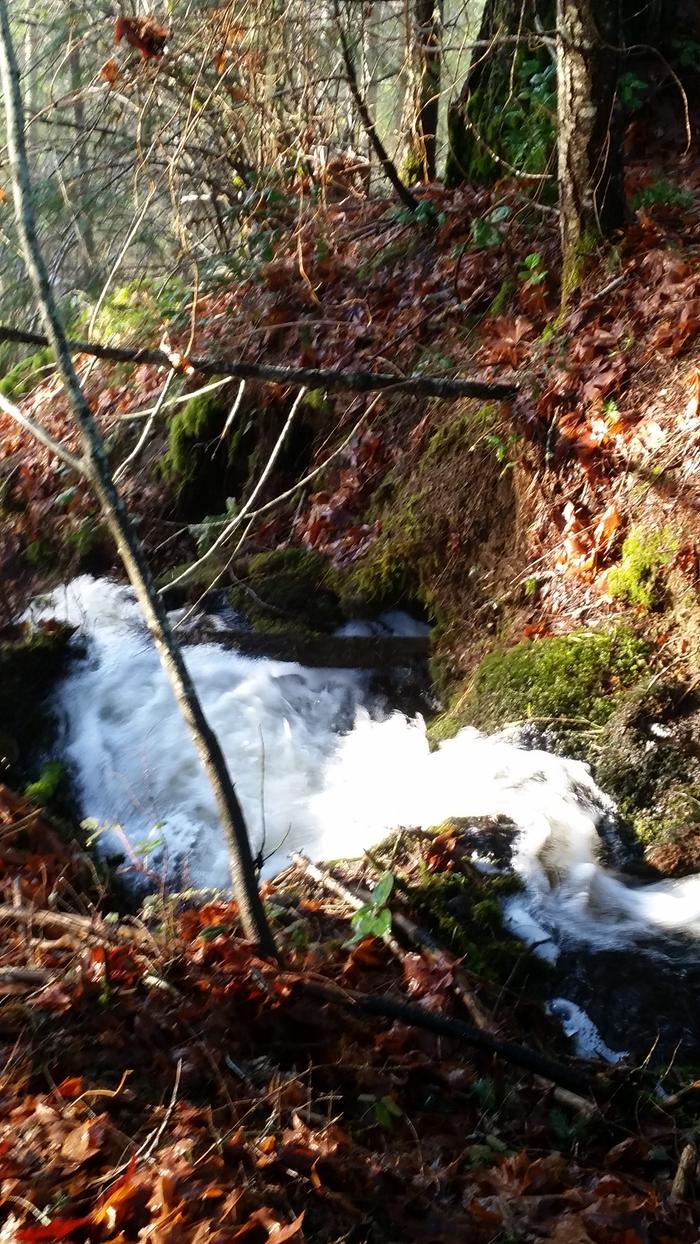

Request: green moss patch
left=230, top=548, right=343, bottom=634
left=162, top=391, right=229, bottom=482
left=608, top=526, right=677, bottom=610
left=591, top=682, right=700, bottom=857
left=429, top=626, right=653, bottom=743
left=72, top=276, right=187, bottom=345
left=0, top=347, right=55, bottom=399
left=336, top=402, right=514, bottom=637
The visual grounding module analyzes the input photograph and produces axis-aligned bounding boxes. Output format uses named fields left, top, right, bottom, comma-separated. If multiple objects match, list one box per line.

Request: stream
left=31, top=576, right=700, bottom=1061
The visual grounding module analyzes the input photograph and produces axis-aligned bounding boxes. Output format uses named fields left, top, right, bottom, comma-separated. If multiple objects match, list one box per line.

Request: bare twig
left=0, top=322, right=518, bottom=401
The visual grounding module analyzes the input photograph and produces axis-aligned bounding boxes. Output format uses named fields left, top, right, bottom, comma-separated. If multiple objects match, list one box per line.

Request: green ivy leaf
left=370, top=872, right=394, bottom=908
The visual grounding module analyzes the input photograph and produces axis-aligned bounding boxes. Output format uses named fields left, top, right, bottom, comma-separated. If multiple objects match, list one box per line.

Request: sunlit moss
left=429, top=626, right=653, bottom=742
left=608, top=526, right=677, bottom=610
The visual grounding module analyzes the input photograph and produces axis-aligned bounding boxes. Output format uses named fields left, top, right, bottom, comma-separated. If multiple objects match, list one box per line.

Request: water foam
left=33, top=576, right=700, bottom=955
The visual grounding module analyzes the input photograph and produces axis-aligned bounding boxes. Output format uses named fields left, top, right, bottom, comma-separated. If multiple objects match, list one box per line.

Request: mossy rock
left=0, top=624, right=74, bottom=786
left=429, top=626, right=654, bottom=743
left=337, top=485, right=444, bottom=618
left=70, top=276, right=188, bottom=346
left=591, top=681, right=700, bottom=856
left=336, top=402, right=510, bottom=629
left=230, top=548, right=343, bottom=634
left=403, top=863, right=537, bottom=983
left=162, top=390, right=231, bottom=482
left=161, top=389, right=257, bottom=521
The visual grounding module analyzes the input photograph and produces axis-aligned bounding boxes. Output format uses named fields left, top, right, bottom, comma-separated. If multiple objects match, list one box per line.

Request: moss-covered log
left=190, top=624, right=430, bottom=669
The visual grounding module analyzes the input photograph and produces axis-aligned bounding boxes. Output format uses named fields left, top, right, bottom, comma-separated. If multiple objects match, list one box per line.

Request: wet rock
left=647, top=827, right=700, bottom=877
left=554, top=941, right=700, bottom=1063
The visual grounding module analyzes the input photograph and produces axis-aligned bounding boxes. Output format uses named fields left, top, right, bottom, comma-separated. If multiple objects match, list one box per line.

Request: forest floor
left=1, top=786, right=700, bottom=1244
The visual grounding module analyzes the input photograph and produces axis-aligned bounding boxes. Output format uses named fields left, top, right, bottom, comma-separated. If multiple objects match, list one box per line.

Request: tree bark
left=403, top=0, right=443, bottom=182
left=0, top=0, right=276, bottom=958
left=556, top=0, right=625, bottom=302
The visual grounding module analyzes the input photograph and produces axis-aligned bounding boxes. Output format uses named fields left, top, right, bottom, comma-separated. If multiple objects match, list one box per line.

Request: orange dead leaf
left=523, top=621, right=550, bottom=638
left=114, top=16, right=169, bottom=60
left=55, top=1076, right=83, bottom=1099
left=593, top=503, right=621, bottom=554
left=100, top=58, right=120, bottom=85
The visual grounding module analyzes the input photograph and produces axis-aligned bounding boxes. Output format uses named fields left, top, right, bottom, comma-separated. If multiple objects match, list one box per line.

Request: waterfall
left=31, top=576, right=700, bottom=960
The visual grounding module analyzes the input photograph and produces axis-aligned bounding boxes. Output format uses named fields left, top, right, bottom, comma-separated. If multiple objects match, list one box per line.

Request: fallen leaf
left=100, top=58, right=120, bottom=84
left=61, top=1114, right=109, bottom=1165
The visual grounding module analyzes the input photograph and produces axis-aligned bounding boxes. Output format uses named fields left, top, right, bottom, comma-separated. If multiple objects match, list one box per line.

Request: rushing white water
left=32, top=576, right=700, bottom=957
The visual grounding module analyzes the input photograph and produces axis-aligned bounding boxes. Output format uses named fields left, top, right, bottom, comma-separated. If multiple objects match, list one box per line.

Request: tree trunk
left=445, top=0, right=554, bottom=187
left=402, top=0, right=443, bottom=182
left=0, top=0, right=276, bottom=959
left=556, top=0, right=625, bottom=302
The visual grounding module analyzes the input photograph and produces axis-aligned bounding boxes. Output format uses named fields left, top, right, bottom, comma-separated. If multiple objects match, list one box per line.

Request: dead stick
left=0, top=966, right=51, bottom=985
left=0, top=904, right=161, bottom=949
left=670, top=1141, right=697, bottom=1202
left=0, top=323, right=518, bottom=401
left=294, top=852, right=493, bottom=1033
left=296, top=976, right=599, bottom=1097
left=362, top=848, right=494, bottom=1032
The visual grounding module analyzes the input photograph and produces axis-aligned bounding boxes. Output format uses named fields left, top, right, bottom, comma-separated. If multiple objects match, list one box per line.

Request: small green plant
left=394, top=200, right=446, bottom=229
left=502, top=58, right=556, bottom=174
left=24, top=760, right=65, bottom=805
left=67, top=518, right=101, bottom=558
left=608, top=527, right=677, bottom=610
left=619, top=71, right=648, bottom=113
left=24, top=536, right=56, bottom=569
left=347, top=871, right=395, bottom=944
left=548, top=1106, right=591, bottom=1151
left=518, top=252, right=547, bottom=287
left=671, top=38, right=700, bottom=70
left=373, top=1095, right=403, bottom=1129
left=189, top=500, right=238, bottom=554
left=471, top=204, right=511, bottom=249
left=629, top=180, right=694, bottom=212
left=481, top=429, right=519, bottom=471
left=471, top=1076, right=497, bottom=1112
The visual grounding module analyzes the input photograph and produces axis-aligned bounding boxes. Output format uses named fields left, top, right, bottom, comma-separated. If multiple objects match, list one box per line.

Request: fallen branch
left=297, top=975, right=599, bottom=1097
left=0, top=903, right=162, bottom=949
left=671, top=1141, right=697, bottom=1202
left=0, top=323, right=519, bottom=401
left=0, top=966, right=51, bottom=985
